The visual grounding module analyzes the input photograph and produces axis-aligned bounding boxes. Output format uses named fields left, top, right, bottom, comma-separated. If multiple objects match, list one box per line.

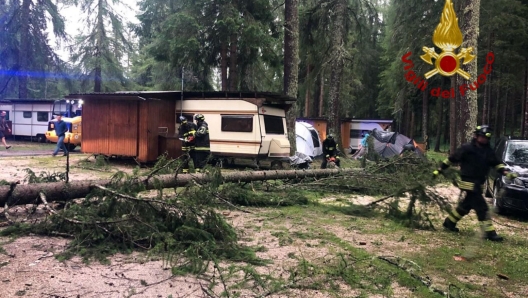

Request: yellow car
left=45, top=116, right=82, bottom=151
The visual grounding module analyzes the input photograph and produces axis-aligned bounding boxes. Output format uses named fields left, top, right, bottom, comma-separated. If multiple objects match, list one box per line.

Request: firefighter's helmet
left=327, top=134, right=334, bottom=140
left=194, top=114, right=205, bottom=122
left=474, top=125, right=492, bottom=138
left=179, top=116, right=187, bottom=123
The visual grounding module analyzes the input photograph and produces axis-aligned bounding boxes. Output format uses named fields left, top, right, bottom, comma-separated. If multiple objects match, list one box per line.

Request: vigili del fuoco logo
left=401, top=0, right=494, bottom=99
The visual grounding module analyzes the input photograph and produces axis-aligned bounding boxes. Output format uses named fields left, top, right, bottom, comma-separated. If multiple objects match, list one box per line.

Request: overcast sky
left=51, top=0, right=140, bottom=61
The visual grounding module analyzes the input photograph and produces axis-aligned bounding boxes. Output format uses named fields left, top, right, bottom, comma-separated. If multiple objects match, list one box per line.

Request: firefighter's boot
left=442, top=217, right=459, bottom=232
left=480, top=221, right=503, bottom=242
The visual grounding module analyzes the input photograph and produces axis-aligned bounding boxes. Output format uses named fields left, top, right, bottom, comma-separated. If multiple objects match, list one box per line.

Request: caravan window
left=309, top=128, right=320, bottom=147
left=23, top=111, right=32, bottom=118
left=221, top=115, right=253, bottom=132
left=263, top=115, right=285, bottom=134
left=350, top=129, right=362, bottom=139
left=37, top=112, right=49, bottom=122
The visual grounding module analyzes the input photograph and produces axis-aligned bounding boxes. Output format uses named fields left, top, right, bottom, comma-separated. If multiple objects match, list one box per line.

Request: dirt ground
left=1, top=148, right=526, bottom=298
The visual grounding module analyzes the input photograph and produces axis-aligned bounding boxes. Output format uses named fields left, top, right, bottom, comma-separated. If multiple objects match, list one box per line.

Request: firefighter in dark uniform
left=321, top=134, right=341, bottom=169
left=193, top=114, right=210, bottom=172
left=434, top=125, right=517, bottom=242
left=177, top=116, right=197, bottom=173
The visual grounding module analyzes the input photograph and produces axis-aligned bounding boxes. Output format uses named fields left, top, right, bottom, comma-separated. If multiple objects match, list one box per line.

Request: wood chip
left=497, top=273, right=510, bottom=280
left=453, top=256, right=466, bottom=261
left=359, top=241, right=367, bottom=245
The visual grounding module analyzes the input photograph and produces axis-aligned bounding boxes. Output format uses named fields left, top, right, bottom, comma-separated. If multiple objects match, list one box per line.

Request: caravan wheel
left=36, top=134, right=46, bottom=143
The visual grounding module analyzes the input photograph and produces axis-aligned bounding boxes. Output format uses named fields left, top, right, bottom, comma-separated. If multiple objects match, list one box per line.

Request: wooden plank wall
left=82, top=98, right=109, bottom=155
left=158, top=99, right=176, bottom=134
left=108, top=101, right=138, bottom=156
left=340, top=122, right=351, bottom=151
left=82, top=99, right=138, bottom=157
left=313, top=120, right=327, bottom=141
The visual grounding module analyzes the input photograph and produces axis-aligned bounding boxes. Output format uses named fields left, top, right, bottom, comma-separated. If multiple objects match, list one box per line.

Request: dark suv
left=485, top=137, right=528, bottom=214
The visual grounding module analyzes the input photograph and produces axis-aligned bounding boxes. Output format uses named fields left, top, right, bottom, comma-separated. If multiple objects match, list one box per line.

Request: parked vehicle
left=0, top=99, right=56, bottom=142
left=485, top=137, right=528, bottom=214
left=45, top=99, right=83, bottom=151
left=341, top=119, right=393, bottom=153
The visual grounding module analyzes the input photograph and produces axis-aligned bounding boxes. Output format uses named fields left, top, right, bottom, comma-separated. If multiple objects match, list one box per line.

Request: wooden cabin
left=65, top=91, right=296, bottom=163
left=296, top=117, right=328, bottom=141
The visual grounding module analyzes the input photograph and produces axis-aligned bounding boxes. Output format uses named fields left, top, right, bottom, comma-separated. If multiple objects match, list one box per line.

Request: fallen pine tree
left=0, top=168, right=362, bottom=206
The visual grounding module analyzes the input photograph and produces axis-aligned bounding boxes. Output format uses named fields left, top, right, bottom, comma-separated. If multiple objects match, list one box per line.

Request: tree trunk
left=482, top=32, right=494, bottom=124
left=220, top=42, right=228, bottom=91
left=501, top=88, right=508, bottom=136
left=449, top=76, right=457, bottom=154
left=304, top=65, right=311, bottom=117
left=318, top=71, right=325, bottom=117
left=494, top=81, right=501, bottom=137
left=434, top=96, right=444, bottom=152
left=0, top=168, right=361, bottom=206
left=327, top=0, right=346, bottom=144
left=510, top=93, right=516, bottom=136
left=523, top=58, right=528, bottom=137
left=410, top=110, right=415, bottom=139
left=284, top=0, right=299, bottom=154
left=458, top=0, right=481, bottom=143
left=229, top=34, right=238, bottom=91
left=422, top=86, right=428, bottom=142
left=18, top=0, right=31, bottom=99
left=94, top=2, right=104, bottom=92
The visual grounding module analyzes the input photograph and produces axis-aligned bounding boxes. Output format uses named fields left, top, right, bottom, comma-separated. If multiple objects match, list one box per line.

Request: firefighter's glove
left=505, top=172, right=518, bottom=179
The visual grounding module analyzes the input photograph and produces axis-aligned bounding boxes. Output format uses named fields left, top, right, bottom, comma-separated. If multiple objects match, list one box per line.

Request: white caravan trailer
left=347, top=119, right=393, bottom=153
left=175, top=94, right=294, bottom=168
left=0, top=99, right=56, bottom=142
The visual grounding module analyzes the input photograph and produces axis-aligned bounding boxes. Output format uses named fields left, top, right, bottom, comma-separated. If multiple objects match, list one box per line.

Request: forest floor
left=0, top=144, right=527, bottom=298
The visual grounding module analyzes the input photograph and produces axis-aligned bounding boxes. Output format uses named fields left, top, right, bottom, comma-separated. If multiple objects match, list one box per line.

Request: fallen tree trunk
left=0, top=168, right=360, bottom=206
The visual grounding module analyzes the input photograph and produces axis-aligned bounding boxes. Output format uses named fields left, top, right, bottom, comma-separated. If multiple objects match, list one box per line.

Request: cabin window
left=37, top=112, right=49, bottom=122
left=221, top=115, right=253, bottom=132
left=309, top=128, right=320, bottom=147
left=263, top=115, right=285, bottom=134
left=23, top=111, right=32, bottom=118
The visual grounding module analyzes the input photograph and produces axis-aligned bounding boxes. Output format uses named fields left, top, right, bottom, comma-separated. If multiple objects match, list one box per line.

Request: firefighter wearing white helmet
left=433, top=125, right=517, bottom=242
left=193, top=114, right=210, bottom=172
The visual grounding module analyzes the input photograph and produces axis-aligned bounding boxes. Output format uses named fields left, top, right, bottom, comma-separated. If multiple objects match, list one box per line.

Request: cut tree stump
left=0, top=168, right=361, bottom=206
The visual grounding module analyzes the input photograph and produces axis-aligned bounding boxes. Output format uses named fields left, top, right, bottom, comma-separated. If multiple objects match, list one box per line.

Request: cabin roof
left=297, top=117, right=328, bottom=121
left=341, top=118, right=393, bottom=123
left=64, top=91, right=296, bottom=105
left=0, top=98, right=59, bottom=104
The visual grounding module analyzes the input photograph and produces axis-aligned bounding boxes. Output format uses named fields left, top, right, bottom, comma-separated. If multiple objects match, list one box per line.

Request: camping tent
left=296, top=121, right=323, bottom=157
left=369, top=128, right=423, bottom=159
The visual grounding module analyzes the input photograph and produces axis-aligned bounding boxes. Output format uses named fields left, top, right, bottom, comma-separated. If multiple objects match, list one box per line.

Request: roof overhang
left=65, top=91, right=296, bottom=106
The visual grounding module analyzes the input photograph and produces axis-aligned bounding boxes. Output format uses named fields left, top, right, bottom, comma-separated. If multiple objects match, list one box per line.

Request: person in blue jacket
left=52, top=115, right=69, bottom=157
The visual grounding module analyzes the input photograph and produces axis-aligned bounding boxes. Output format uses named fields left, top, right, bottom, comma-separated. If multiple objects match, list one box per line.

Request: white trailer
left=346, top=119, right=393, bottom=152
left=175, top=96, right=292, bottom=168
left=0, top=99, right=56, bottom=142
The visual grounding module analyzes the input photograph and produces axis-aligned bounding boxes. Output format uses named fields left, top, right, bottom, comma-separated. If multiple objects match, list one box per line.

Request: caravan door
left=258, top=107, right=290, bottom=159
